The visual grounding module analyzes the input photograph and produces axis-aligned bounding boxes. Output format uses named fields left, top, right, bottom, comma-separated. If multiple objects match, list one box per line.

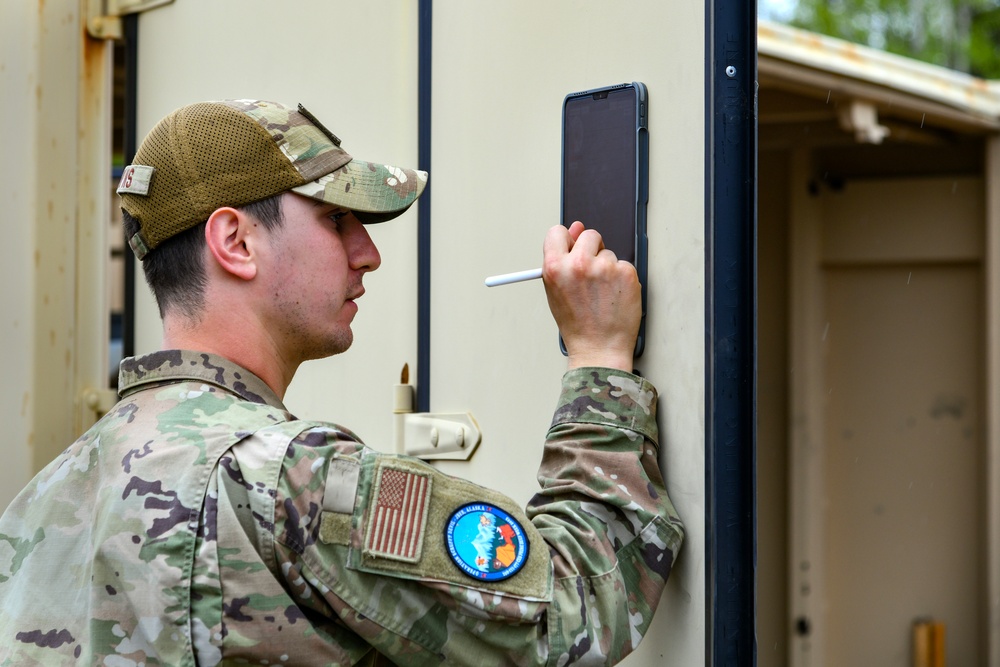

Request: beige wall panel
left=758, top=149, right=791, bottom=663
left=133, top=2, right=422, bottom=449
left=822, top=177, right=984, bottom=265
left=801, top=175, right=987, bottom=666
left=0, top=0, right=112, bottom=509
left=824, top=265, right=983, bottom=666
left=134, top=2, right=706, bottom=662
left=427, top=3, right=706, bottom=664
left=0, top=1, right=42, bottom=509
left=986, top=137, right=1000, bottom=667
left=30, top=0, right=85, bottom=470
left=789, top=148, right=830, bottom=665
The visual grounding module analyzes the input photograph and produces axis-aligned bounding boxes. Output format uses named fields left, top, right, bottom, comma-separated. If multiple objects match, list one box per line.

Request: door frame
left=788, top=153, right=1000, bottom=665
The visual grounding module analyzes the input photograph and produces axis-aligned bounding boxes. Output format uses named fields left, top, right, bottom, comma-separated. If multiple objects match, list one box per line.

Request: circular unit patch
left=445, top=503, right=529, bottom=582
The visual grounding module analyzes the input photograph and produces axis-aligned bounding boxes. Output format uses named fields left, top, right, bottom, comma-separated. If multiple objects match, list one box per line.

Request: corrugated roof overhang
left=759, top=20, right=1000, bottom=134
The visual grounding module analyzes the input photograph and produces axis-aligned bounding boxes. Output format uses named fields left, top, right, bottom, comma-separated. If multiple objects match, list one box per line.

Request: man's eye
left=329, top=211, right=349, bottom=225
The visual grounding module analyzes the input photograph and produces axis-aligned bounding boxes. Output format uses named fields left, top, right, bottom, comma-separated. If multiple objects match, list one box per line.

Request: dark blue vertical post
left=706, top=1, right=758, bottom=665
left=121, top=13, right=139, bottom=363
left=417, top=0, right=433, bottom=413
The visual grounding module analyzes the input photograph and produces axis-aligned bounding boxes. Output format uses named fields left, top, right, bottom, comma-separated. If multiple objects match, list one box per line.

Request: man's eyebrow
left=311, top=201, right=345, bottom=213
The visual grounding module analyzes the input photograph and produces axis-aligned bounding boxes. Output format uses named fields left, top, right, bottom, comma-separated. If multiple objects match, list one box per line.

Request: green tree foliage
left=790, top=0, right=1000, bottom=78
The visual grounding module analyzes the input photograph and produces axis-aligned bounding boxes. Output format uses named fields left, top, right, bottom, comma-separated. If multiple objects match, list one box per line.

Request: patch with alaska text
left=445, top=503, right=529, bottom=582
left=363, top=466, right=432, bottom=563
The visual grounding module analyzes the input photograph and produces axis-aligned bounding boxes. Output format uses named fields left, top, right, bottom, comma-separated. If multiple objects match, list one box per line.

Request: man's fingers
left=544, top=224, right=620, bottom=287
left=540, top=219, right=642, bottom=371
left=543, top=224, right=573, bottom=258
left=570, top=228, right=605, bottom=258
left=566, top=220, right=585, bottom=243
left=596, top=247, right=619, bottom=264
left=545, top=221, right=588, bottom=257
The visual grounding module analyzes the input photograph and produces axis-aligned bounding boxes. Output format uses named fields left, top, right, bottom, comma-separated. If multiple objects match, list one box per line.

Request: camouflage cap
left=117, top=99, right=428, bottom=259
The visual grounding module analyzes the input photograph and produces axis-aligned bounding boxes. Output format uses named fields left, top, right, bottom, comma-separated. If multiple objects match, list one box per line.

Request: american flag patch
left=364, top=466, right=432, bottom=562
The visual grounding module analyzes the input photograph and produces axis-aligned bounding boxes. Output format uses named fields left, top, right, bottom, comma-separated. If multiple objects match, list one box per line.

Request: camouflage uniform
left=0, top=350, right=683, bottom=666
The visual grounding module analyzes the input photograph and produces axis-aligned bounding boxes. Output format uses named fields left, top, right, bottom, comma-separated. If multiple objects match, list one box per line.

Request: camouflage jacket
left=0, top=350, right=683, bottom=666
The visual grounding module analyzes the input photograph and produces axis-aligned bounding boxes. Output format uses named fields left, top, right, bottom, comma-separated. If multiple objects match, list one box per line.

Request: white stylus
left=484, top=268, right=543, bottom=287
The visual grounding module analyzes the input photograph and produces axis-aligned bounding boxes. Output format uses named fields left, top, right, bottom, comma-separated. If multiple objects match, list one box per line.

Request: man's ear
left=204, top=207, right=258, bottom=281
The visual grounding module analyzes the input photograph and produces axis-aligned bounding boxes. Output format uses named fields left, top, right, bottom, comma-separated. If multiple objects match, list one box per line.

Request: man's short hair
left=123, top=195, right=283, bottom=319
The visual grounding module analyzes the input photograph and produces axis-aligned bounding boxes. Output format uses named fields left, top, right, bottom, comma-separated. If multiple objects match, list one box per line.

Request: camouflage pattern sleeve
left=265, top=367, right=682, bottom=666
left=0, top=351, right=681, bottom=666
left=528, top=367, right=684, bottom=663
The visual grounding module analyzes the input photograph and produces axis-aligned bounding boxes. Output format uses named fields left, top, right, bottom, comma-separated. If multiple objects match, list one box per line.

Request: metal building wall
left=4, top=1, right=713, bottom=663
left=0, top=0, right=113, bottom=509
left=130, top=3, right=709, bottom=663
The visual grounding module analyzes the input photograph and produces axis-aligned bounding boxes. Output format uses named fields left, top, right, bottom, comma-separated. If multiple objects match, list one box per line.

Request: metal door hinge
left=86, top=0, right=175, bottom=39
left=81, top=387, right=119, bottom=416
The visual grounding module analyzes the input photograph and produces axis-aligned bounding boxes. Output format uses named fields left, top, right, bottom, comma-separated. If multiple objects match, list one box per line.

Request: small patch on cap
left=117, top=165, right=155, bottom=196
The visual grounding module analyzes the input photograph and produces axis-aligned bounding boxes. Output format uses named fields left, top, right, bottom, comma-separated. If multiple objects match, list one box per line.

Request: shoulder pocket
left=347, top=453, right=552, bottom=609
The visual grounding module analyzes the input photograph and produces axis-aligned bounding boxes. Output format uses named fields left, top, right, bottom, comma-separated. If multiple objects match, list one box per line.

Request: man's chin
left=302, top=331, right=354, bottom=362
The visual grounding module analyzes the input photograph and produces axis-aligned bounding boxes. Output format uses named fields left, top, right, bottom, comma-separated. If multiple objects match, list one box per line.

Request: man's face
left=257, top=192, right=381, bottom=363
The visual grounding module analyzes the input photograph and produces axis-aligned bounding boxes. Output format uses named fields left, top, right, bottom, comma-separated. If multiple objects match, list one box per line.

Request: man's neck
left=161, top=314, right=297, bottom=400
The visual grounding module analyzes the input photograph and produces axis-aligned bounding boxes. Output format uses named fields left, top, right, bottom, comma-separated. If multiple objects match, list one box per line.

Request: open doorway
left=757, top=28, right=995, bottom=664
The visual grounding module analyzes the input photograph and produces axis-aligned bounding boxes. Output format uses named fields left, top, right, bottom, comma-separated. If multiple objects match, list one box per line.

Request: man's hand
left=542, top=221, right=641, bottom=372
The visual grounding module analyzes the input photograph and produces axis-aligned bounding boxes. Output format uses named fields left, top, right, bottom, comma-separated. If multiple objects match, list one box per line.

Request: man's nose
left=347, top=219, right=382, bottom=273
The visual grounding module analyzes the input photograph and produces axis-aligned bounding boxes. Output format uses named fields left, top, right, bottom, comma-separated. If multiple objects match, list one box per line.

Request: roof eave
left=759, top=19, right=1000, bottom=129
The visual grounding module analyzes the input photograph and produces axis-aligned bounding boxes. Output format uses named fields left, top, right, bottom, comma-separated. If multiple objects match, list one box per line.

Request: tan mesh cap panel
left=118, top=100, right=427, bottom=259
left=121, top=102, right=305, bottom=252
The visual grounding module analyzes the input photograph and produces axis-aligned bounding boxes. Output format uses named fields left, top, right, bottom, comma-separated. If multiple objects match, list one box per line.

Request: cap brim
left=291, top=159, right=427, bottom=223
